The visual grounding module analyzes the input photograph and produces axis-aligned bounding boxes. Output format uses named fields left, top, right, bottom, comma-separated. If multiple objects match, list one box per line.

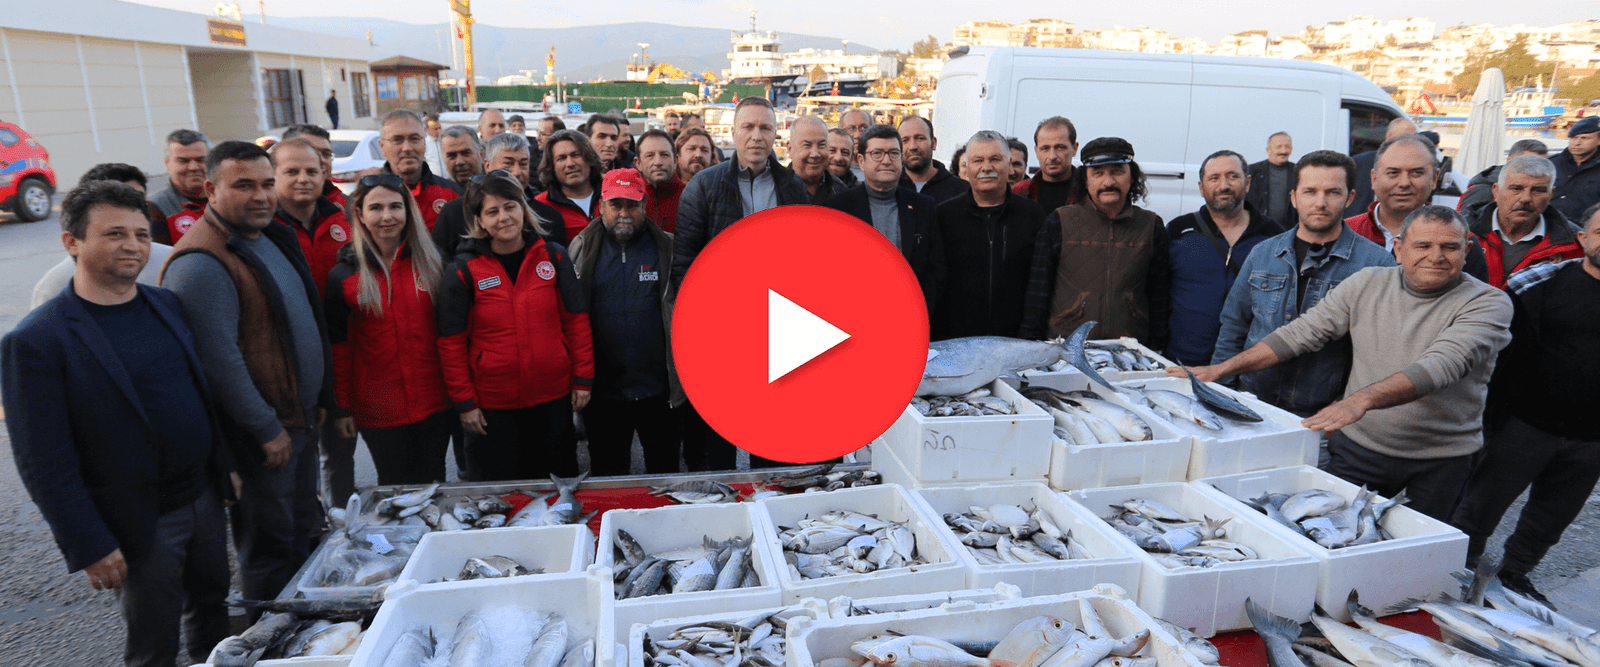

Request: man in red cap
left=567, top=169, right=679, bottom=475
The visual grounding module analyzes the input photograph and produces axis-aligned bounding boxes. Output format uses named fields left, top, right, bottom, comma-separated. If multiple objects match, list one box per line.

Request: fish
left=1310, top=614, right=1434, bottom=667
left=539, top=472, right=589, bottom=525
left=390, top=483, right=441, bottom=509
left=1294, top=645, right=1356, bottom=667
left=474, top=513, right=508, bottom=529
left=299, top=621, right=362, bottom=656
left=1462, top=604, right=1600, bottom=667
left=858, top=635, right=992, bottom=667
left=210, top=613, right=301, bottom=667
left=1120, top=499, right=1188, bottom=523
left=458, top=555, right=540, bottom=581
left=991, top=616, right=1077, bottom=667
left=1151, top=618, right=1219, bottom=664
left=715, top=538, right=753, bottom=590
left=615, top=528, right=650, bottom=565
left=380, top=628, right=435, bottom=667
left=560, top=641, right=595, bottom=667
left=919, top=336, right=1074, bottom=397
left=1130, top=387, right=1224, bottom=430
left=525, top=613, right=570, bottom=667
left=649, top=480, right=740, bottom=504
left=447, top=611, right=493, bottom=667
left=452, top=499, right=482, bottom=524
left=1064, top=321, right=1119, bottom=391
left=1180, top=366, right=1264, bottom=422
left=225, top=596, right=383, bottom=621
left=1245, top=599, right=1309, bottom=667
left=1280, top=489, right=1348, bottom=522
left=644, top=610, right=796, bottom=667
left=1346, top=591, right=1504, bottom=667
left=277, top=619, right=334, bottom=659
left=1240, top=492, right=1306, bottom=535
left=1059, top=397, right=1152, bottom=441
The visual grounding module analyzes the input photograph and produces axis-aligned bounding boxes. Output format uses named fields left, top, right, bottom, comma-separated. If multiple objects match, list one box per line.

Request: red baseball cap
left=601, top=168, right=647, bottom=201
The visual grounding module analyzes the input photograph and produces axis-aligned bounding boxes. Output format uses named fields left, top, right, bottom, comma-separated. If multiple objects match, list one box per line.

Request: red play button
left=672, top=205, right=928, bottom=463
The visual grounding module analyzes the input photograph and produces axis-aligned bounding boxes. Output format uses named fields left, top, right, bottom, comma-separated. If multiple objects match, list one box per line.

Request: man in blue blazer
left=824, top=123, right=947, bottom=314
left=3, top=180, right=238, bottom=667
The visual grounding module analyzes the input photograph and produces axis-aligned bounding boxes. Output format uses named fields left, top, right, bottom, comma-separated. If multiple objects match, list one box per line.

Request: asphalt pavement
left=0, top=200, right=1596, bottom=666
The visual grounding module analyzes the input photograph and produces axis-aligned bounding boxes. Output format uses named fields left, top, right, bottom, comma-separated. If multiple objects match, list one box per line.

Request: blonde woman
left=436, top=173, right=594, bottom=481
left=325, top=174, right=454, bottom=484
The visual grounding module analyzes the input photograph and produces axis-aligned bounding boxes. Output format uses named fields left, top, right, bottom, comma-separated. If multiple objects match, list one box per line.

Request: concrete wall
left=189, top=50, right=260, bottom=145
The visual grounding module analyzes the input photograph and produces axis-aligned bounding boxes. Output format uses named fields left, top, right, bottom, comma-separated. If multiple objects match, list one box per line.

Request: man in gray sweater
left=1181, top=205, right=1512, bottom=520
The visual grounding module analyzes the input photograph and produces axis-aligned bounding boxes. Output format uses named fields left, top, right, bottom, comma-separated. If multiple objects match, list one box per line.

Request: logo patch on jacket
left=173, top=214, right=199, bottom=234
left=477, top=275, right=502, bottom=290
left=329, top=224, right=348, bottom=242
left=536, top=260, right=556, bottom=281
left=639, top=264, right=658, bottom=282
left=433, top=199, right=446, bottom=214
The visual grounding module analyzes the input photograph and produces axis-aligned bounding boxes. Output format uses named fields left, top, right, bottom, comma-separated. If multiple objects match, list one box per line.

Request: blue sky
left=126, top=0, right=1596, bottom=49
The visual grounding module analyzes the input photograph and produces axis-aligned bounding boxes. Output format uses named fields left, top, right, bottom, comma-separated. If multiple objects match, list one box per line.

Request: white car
left=328, top=130, right=385, bottom=193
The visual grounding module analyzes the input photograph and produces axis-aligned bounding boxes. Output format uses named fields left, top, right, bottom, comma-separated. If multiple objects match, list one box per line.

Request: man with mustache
left=536, top=129, right=605, bottom=243
left=674, top=127, right=715, bottom=184
left=1020, top=137, right=1170, bottom=350
left=1210, top=150, right=1394, bottom=419
left=931, top=131, right=1044, bottom=340
left=790, top=117, right=846, bottom=205
left=1457, top=139, right=1547, bottom=216
left=824, top=124, right=944, bottom=314
left=1014, top=116, right=1079, bottom=212
left=826, top=128, right=858, bottom=187
left=1246, top=132, right=1296, bottom=226
left=1165, top=150, right=1285, bottom=366
left=896, top=116, right=969, bottom=205
left=1007, top=138, right=1028, bottom=188
left=1452, top=202, right=1600, bottom=605
left=1466, top=155, right=1583, bottom=288
left=634, top=129, right=683, bottom=233
left=1188, top=204, right=1512, bottom=522
left=568, top=169, right=679, bottom=475
left=378, top=110, right=462, bottom=231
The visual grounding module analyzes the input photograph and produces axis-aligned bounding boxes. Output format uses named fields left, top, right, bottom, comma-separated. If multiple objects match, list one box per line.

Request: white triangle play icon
left=768, top=289, right=851, bottom=383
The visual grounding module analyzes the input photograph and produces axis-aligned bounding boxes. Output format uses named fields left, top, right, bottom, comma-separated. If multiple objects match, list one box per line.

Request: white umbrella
left=1456, top=67, right=1506, bottom=177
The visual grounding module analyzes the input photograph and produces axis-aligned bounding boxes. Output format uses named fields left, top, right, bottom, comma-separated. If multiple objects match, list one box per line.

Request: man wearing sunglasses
left=378, top=109, right=462, bottom=232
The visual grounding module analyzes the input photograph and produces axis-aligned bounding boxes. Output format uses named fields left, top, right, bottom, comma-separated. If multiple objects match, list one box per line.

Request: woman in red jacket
left=436, top=173, right=594, bottom=481
left=326, top=174, right=454, bottom=485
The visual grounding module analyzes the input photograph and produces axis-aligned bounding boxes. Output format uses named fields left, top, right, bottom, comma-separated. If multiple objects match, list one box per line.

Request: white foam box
left=1013, top=337, right=1176, bottom=387
left=870, top=437, right=1048, bottom=490
left=596, top=503, right=784, bottom=644
left=823, top=583, right=1021, bottom=619
left=1065, top=483, right=1320, bottom=637
left=1024, top=372, right=1194, bottom=491
left=1114, top=377, right=1318, bottom=480
left=786, top=586, right=1207, bottom=667
left=753, top=484, right=969, bottom=604
left=626, top=601, right=827, bottom=667
left=256, top=658, right=353, bottom=666
left=398, top=524, right=596, bottom=589
left=879, top=379, right=1055, bottom=484
left=1193, top=465, right=1467, bottom=622
left=348, top=569, right=614, bottom=667
left=298, top=525, right=431, bottom=600
left=910, top=483, right=1143, bottom=598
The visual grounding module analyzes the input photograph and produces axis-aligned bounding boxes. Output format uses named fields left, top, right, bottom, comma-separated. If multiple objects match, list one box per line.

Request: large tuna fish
left=918, top=336, right=1071, bottom=397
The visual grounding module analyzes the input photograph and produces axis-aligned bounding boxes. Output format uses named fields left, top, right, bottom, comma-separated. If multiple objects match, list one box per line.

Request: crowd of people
left=3, top=97, right=1599, bottom=665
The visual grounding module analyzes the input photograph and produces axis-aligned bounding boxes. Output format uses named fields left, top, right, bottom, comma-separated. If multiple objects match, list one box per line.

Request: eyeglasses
left=358, top=173, right=404, bottom=188
left=864, top=149, right=902, bottom=163
left=469, top=169, right=513, bottom=186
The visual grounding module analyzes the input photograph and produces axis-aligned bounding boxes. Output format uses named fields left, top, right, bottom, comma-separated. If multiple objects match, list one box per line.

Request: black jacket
left=1246, top=159, right=1298, bottom=227
left=431, top=186, right=567, bottom=258
left=899, top=160, right=971, bottom=206
left=823, top=185, right=947, bottom=314
left=569, top=217, right=681, bottom=406
left=671, top=154, right=809, bottom=292
left=1457, top=165, right=1500, bottom=217
left=930, top=191, right=1045, bottom=340
left=807, top=172, right=850, bottom=205
left=2, top=283, right=233, bottom=572
left=1552, top=149, right=1600, bottom=223
left=1345, top=150, right=1377, bottom=219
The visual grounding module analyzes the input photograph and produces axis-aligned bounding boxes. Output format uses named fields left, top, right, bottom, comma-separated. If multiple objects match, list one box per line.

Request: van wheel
left=12, top=178, right=52, bottom=222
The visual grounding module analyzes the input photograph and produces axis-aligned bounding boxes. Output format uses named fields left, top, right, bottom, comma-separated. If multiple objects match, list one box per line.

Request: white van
left=933, top=46, right=1407, bottom=221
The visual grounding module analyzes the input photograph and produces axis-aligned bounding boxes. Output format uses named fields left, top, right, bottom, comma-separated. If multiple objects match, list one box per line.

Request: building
left=781, top=49, right=898, bottom=80
left=953, top=21, right=1029, bottom=48
left=1219, top=31, right=1269, bottom=57
left=1021, top=19, right=1077, bottom=48
left=1, top=0, right=373, bottom=187
left=370, top=56, right=447, bottom=115
left=905, top=57, right=945, bottom=85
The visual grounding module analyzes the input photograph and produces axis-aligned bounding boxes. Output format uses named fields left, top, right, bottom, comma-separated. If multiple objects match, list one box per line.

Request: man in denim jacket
left=1211, top=150, right=1395, bottom=417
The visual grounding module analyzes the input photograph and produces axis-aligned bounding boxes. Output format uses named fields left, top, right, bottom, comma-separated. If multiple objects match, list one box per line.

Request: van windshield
left=331, top=140, right=359, bottom=158
left=1343, top=102, right=1401, bottom=155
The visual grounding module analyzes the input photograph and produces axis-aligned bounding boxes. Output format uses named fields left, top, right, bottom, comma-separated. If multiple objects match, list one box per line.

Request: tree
left=1453, top=34, right=1557, bottom=92
left=1566, top=70, right=1600, bottom=106
left=911, top=35, right=942, bottom=59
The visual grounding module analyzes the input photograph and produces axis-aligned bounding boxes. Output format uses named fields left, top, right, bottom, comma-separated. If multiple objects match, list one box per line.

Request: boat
left=1414, top=84, right=1568, bottom=129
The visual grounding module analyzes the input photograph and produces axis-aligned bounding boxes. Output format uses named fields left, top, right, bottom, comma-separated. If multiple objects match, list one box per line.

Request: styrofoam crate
left=824, top=583, right=1021, bottom=619
left=787, top=587, right=1207, bottom=667
left=880, top=379, right=1055, bottom=484
left=1065, top=483, right=1319, bottom=637
left=1193, top=465, right=1467, bottom=622
left=626, top=601, right=827, bottom=667
left=256, top=658, right=353, bottom=666
left=753, top=484, right=969, bottom=604
left=910, top=483, right=1143, bottom=597
left=870, top=437, right=1048, bottom=490
left=1112, top=377, right=1318, bottom=480
left=397, top=524, right=596, bottom=589
left=348, top=569, right=614, bottom=667
left=1022, top=372, right=1194, bottom=490
left=298, top=525, right=430, bottom=599
left=596, top=503, right=784, bottom=643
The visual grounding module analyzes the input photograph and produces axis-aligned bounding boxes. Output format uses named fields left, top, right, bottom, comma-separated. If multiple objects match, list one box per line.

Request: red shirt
left=275, top=197, right=351, bottom=295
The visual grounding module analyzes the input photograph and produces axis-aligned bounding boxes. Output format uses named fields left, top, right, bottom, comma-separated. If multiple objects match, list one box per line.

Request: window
left=1343, top=101, right=1401, bottom=155
left=368, top=137, right=384, bottom=160
left=377, top=75, right=399, bottom=100
left=261, top=68, right=305, bottom=128
left=351, top=72, right=371, bottom=117
left=403, top=76, right=420, bottom=101
left=331, top=139, right=359, bottom=158
left=0, top=128, right=18, bottom=147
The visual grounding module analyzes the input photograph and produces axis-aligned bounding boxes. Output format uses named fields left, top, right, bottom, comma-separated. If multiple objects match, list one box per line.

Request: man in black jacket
left=1452, top=203, right=1600, bottom=606
left=432, top=134, right=566, bottom=258
left=672, top=96, right=807, bottom=471
left=1246, top=132, right=1297, bottom=226
left=931, top=130, right=1044, bottom=340
left=1552, top=117, right=1600, bottom=223
left=792, top=116, right=847, bottom=204
left=824, top=124, right=946, bottom=315
left=898, top=116, right=970, bottom=205
left=5, top=181, right=238, bottom=667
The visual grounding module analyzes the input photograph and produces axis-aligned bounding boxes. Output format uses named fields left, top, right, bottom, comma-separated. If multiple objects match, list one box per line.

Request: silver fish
left=1133, top=388, right=1224, bottom=430
left=1310, top=614, right=1434, bottom=667
left=300, top=621, right=362, bottom=657
left=380, top=629, right=435, bottom=667
left=539, top=472, right=589, bottom=525
left=1280, top=489, right=1348, bottom=522
left=524, top=614, right=570, bottom=667
left=211, top=614, right=301, bottom=667
left=649, top=480, right=739, bottom=504
left=390, top=483, right=441, bottom=509
left=448, top=612, right=493, bottom=667
left=1064, top=321, right=1119, bottom=391
left=1245, top=599, right=1309, bottom=667
left=920, top=336, right=1073, bottom=397
left=991, top=616, right=1078, bottom=667
left=1346, top=591, right=1504, bottom=667
left=1180, top=366, right=1263, bottom=422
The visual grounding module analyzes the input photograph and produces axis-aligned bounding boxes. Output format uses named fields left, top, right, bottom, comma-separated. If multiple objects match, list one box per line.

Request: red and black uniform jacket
left=383, top=162, right=463, bottom=232
left=275, top=197, right=351, bottom=296
left=147, top=186, right=207, bottom=245
left=321, top=180, right=348, bottom=209
left=643, top=176, right=685, bottom=233
left=535, top=184, right=599, bottom=242
left=325, top=244, right=451, bottom=428
left=1466, top=203, right=1585, bottom=288
left=435, top=231, right=594, bottom=412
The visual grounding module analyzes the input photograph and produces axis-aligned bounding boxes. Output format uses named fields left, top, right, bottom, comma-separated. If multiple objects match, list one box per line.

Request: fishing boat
left=1413, top=84, right=1568, bottom=129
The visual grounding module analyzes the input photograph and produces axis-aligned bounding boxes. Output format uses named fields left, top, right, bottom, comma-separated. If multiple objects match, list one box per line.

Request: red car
left=0, top=121, right=57, bottom=222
